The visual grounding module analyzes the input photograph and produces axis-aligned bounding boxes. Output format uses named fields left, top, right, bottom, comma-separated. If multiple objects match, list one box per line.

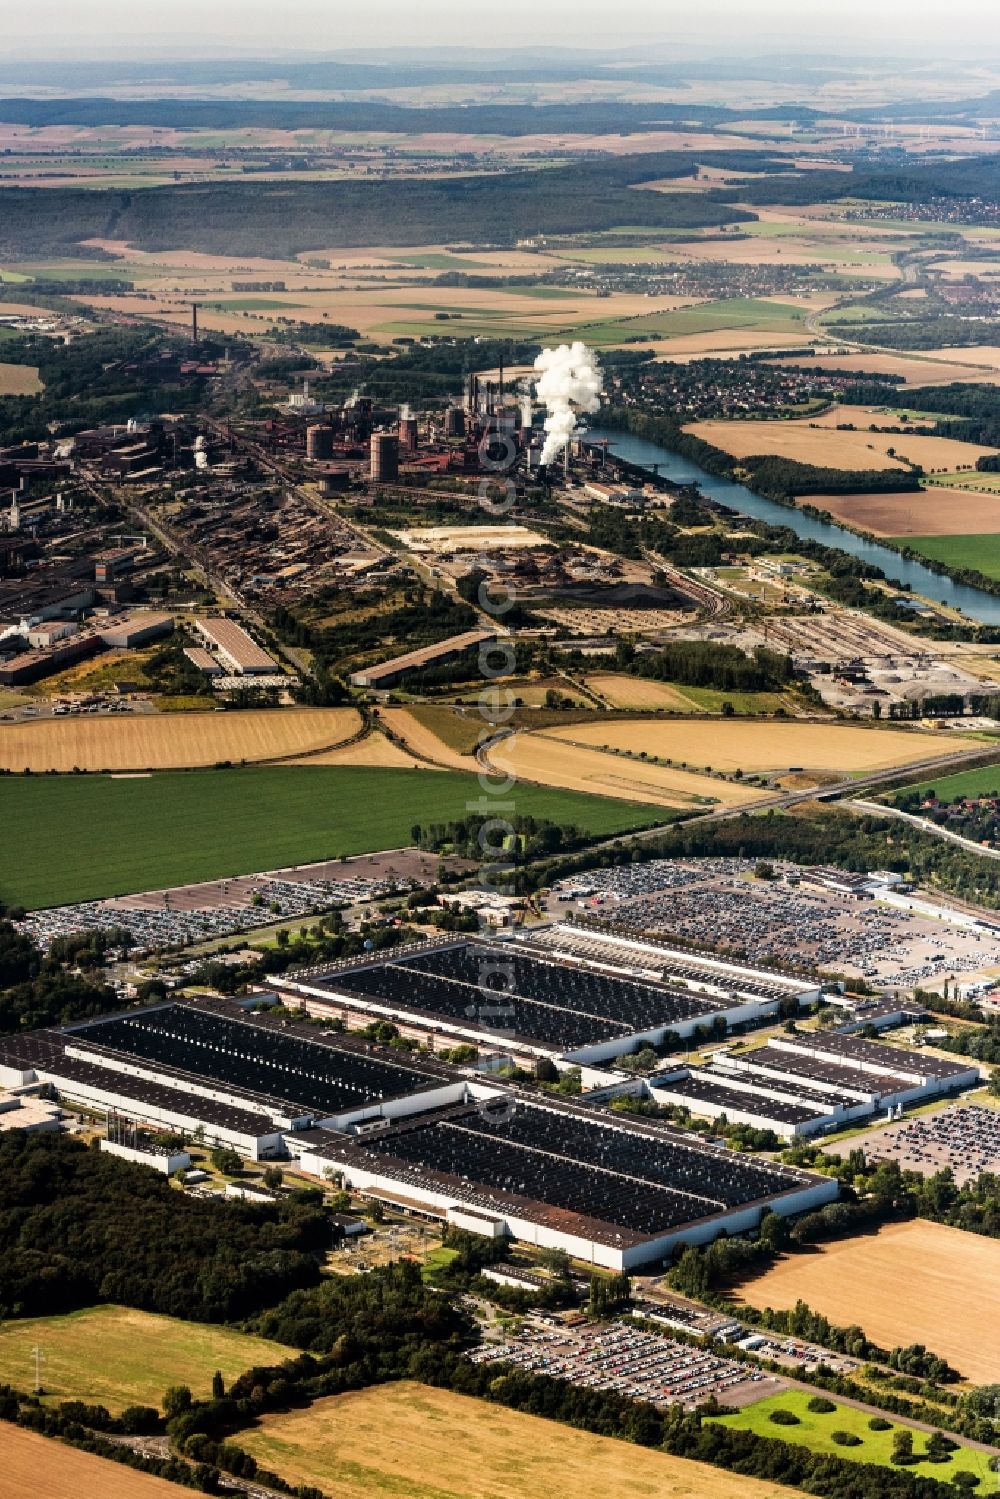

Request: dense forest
left=0, top=154, right=755, bottom=259
left=0, top=1133, right=327, bottom=1321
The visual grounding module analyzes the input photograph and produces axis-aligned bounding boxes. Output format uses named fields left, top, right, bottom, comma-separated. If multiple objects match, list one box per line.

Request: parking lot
left=549, top=858, right=1000, bottom=989
left=828, top=1101, right=1000, bottom=1184
left=470, top=1318, right=782, bottom=1410
left=20, top=868, right=418, bottom=955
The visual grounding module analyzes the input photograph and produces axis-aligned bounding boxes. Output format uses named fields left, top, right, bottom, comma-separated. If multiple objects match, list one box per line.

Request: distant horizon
left=1, top=2, right=995, bottom=59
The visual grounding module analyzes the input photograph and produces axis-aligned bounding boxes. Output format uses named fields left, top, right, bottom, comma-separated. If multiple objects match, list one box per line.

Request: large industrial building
left=649, top=1032, right=979, bottom=1139
left=193, top=616, right=277, bottom=675
left=0, top=994, right=838, bottom=1270
left=275, top=925, right=822, bottom=1066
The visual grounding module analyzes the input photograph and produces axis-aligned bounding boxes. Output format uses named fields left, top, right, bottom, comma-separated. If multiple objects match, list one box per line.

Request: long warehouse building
left=275, top=924, right=821, bottom=1066
left=0, top=996, right=838, bottom=1270
left=649, top=1032, right=979, bottom=1139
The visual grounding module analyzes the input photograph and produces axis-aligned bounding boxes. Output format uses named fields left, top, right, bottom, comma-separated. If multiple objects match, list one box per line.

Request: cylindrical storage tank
left=370, top=432, right=399, bottom=483
left=306, top=424, right=335, bottom=462
left=398, top=416, right=418, bottom=452
left=444, top=406, right=466, bottom=437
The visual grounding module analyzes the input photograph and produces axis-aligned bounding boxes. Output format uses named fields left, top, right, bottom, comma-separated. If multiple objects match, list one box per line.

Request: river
left=585, top=426, right=1000, bottom=626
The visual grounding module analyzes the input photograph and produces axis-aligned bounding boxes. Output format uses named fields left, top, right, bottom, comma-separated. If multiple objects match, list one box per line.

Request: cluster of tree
left=141, top=640, right=216, bottom=700
left=267, top=320, right=359, bottom=349
left=273, top=586, right=476, bottom=680
left=0, top=919, right=125, bottom=1035
left=410, top=812, right=591, bottom=862
left=0, top=326, right=213, bottom=445
left=0, top=153, right=753, bottom=261
left=192, top=919, right=412, bottom=992
left=588, top=1272, right=631, bottom=1315
left=835, top=316, right=1000, bottom=351
left=0, top=1134, right=327, bottom=1321
left=616, top=637, right=793, bottom=693
left=936, top=1021, right=1000, bottom=1067
left=0, top=94, right=808, bottom=135
left=750, top=1302, right=959, bottom=1384
left=736, top=151, right=1000, bottom=208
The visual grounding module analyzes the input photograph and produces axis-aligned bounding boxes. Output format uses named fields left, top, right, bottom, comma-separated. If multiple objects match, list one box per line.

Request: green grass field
left=902, top=533, right=1000, bottom=579
left=710, top=1392, right=993, bottom=1485
left=923, top=471, right=1000, bottom=492
left=0, top=1306, right=293, bottom=1412
left=0, top=764, right=667, bottom=908
left=890, top=761, right=1000, bottom=804
left=675, top=685, right=793, bottom=715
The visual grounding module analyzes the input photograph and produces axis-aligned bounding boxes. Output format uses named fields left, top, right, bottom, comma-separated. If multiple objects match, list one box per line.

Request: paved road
left=852, top=796, right=1000, bottom=862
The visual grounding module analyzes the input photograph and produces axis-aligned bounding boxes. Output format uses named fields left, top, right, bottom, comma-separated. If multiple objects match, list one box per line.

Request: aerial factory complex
left=7, top=23, right=1000, bottom=1499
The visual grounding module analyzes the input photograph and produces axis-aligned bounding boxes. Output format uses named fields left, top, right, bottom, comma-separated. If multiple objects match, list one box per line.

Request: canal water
left=585, top=426, right=1000, bottom=626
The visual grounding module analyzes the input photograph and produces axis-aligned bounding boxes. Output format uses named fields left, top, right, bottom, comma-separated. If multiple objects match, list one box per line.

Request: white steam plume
left=533, top=342, right=603, bottom=467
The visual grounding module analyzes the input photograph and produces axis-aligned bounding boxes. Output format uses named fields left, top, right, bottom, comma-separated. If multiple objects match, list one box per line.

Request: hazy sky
left=3, top=0, right=995, bottom=54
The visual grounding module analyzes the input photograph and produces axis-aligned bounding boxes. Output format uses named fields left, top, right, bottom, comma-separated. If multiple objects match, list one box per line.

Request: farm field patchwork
left=490, top=730, right=766, bottom=807
left=236, top=1381, right=808, bottom=1499
left=803, top=402, right=939, bottom=430
left=0, top=706, right=361, bottom=773
left=806, top=488, right=1000, bottom=537
left=1, top=1425, right=187, bottom=1499
left=0, top=1306, right=294, bottom=1412
left=380, top=705, right=482, bottom=767
left=731, top=1220, right=1000, bottom=1384
left=583, top=674, right=795, bottom=715
left=0, top=764, right=665, bottom=908
left=685, top=418, right=999, bottom=474
left=540, top=718, right=970, bottom=776
left=709, top=1391, right=993, bottom=1485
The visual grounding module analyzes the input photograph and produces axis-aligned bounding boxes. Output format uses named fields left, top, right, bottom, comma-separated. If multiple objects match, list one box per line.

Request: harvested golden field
left=810, top=488, right=1000, bottom=537
left=585, top=673, right=699, bottom=710
left=733, top=1221, right=1000, bottom=1384
left=237, top=1381, right=802, bottom=1499
left=766, top=351, right=1000, bottom=387
left=542, top=718, right=969, bottom=775
left=685, top=418, right=999, bottom=474
left=290, top=729, right=426, bottom=768
left=805, top=402, right=937, bottom=430
left=490, top=730, right=763, bottom=807
left=641, top=328, right=814, bottom=357
left=923, top=344, right=1000, bottom=370
left=0, top=1306, right=294, bottom=1412
left=0, top=361, right=41, bottom=394
left=380, top=706, right=480, bottom=770
left=2, top=1425, right=185, bottom=1499
left=0, top=707, right=360, bottom=772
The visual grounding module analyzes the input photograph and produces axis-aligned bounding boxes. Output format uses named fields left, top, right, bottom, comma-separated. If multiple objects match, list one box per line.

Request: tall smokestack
left=499, top=360, right=504, bottom=404
left=192, top=303, right=199, bottom=345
